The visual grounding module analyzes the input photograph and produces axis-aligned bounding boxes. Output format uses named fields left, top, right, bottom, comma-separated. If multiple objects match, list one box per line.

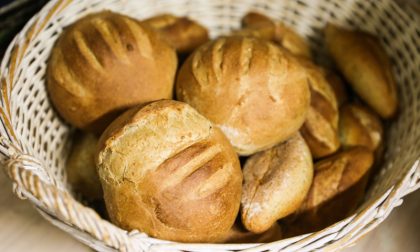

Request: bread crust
left=284, top=147, right=374, bottom=235
left=96, top=100, right=242, bottom=242
left=235, top=12, right=311, bottom=58
left=339, top=103, right=383, bottom=151
left=241, top=133, right=313, bottom=233
left=141, top=14, right=209, bottom=53
left=299, top=60, right=340, bottom=158
left=325, top=24, right=398, bottom=119
left=325, top=71, right=348, bottom=107
left=176, top=36, right=310, bottom=155
left=47, top=11, right=177, bottom=132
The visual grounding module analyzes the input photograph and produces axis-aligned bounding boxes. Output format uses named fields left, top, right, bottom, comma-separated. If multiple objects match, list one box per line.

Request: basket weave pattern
left=0, top=0, right=419, bottom=251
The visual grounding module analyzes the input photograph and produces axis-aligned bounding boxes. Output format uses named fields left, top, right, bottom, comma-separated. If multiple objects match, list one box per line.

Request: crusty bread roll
left=325, top=24, right=398, bottom=119
left=176, top=36, right=310, bottom=155
left=299, top=146, right=373, bottom=213
left=47, top=11, right=177, bottom=132
left=231, top=12, right=276, bottom=40
left=299, top=60, right=340, bottom=158
left=339, top=103, right=383, bottom=151
left=274, top=22, right=311, bottom=58
left=141, top=14, right=209, bottom=54
left=284, top=146, right=373, bottom=235
left=220, top=222, right=282, bottom=243
left=234, top=12, right=311, bottom=58
left=241, top=133, right=313, bottom=233
left=66, top=132, right=102, bottom=201
left=96, top=100, right=242, bottom=242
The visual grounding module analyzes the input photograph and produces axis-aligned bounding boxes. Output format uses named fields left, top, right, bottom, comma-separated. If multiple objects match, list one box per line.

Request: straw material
left=0, top=0, right=419, bottom=251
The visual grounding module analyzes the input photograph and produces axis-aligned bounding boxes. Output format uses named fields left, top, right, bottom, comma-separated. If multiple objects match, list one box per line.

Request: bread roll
left=274, top=22, right=311, bottom=58
left=176, top=36, right=310, bottom=155
left=299, top=60, right=340, bottom=158
left=285, top=147, right=373, bottom=235
left=235, top=12, right=311, bottom=58
left=339, top=103, right=383, bottom=151
left=47, top=11, right=177, bottom=132
left=220, top=222, right=282, bottom=243
left=66, top=132, right=102, bottom=201
left=241, top=133, right=313, bottom=233
left=96, top=100, right=242, bottom=242
left=231, top=12, right=276, bottom=40
left=141, top=14, right=209, bottom=53
left=325, top=24, right=398, bottom=118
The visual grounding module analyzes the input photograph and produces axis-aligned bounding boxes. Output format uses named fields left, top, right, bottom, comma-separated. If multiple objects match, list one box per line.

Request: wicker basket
left=0, top=0, right=419, bottom=251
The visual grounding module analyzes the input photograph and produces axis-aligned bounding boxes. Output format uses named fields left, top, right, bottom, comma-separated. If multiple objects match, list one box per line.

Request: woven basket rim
left=0, top=0, right=419, bottom=251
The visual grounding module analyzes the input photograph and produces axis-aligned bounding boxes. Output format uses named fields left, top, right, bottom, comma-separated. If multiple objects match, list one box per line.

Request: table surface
left=1, top=171, right=420, bottom=252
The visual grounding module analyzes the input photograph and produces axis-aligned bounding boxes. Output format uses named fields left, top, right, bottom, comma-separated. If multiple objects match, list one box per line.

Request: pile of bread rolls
left=48, top=10, right=398, bottom=242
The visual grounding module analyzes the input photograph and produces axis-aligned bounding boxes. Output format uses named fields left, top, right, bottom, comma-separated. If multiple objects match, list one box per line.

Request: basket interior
left=4, top=0, right=420, bottom=225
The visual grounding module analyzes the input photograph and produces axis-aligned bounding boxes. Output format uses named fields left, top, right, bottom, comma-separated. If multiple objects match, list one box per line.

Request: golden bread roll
left=274, top=22, right=311, bottom=58
left=325, top=71, right=348, bottom=107
left=299, top=60, right=340, bottom=158
left=176, top=36, right=310, bottom=155
left=220, top=222, right=282, bottom=243
left=241, top=133, right=313, bottom=233
left=47, top=11, right=177, bottom=132
left=141, top=14, right=209, bottom=54
left=231, top=12, right=276, bottom=40
left=235, top=12, right=311, bottom=58
left=285, top=147, right=373, bottom=235
left=339, top=103, right=383, bottom=151
left=66, top=132, right=102, bottom=201
left=96, top=100, right=242, bottom=242
left=325, top=24, right=398, bottom=118
left=299, top=147, right=373, bottom=212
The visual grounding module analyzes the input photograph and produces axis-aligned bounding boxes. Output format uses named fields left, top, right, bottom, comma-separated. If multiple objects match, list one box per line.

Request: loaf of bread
left=141, top=14, right=209, bottom=54
left=284, top=147, right=374, bottom=235
left=220, top=222, right=282, bottom=243
left=325, top=24, right=398, bottom=119
left=47, top=11, right=177, bottom=132
left=66, top=132, right=102, bottom=201
left=339, top=103, right=383, bottom=151
left=241, top=133, right=313, bottom=233
left=299, top=60, right=340, bottom=158
left=176, top=36, right=310, bottom=155
left=96, top=100, right=242, bottom=242
left=234, top=12, right=311, bottom=58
